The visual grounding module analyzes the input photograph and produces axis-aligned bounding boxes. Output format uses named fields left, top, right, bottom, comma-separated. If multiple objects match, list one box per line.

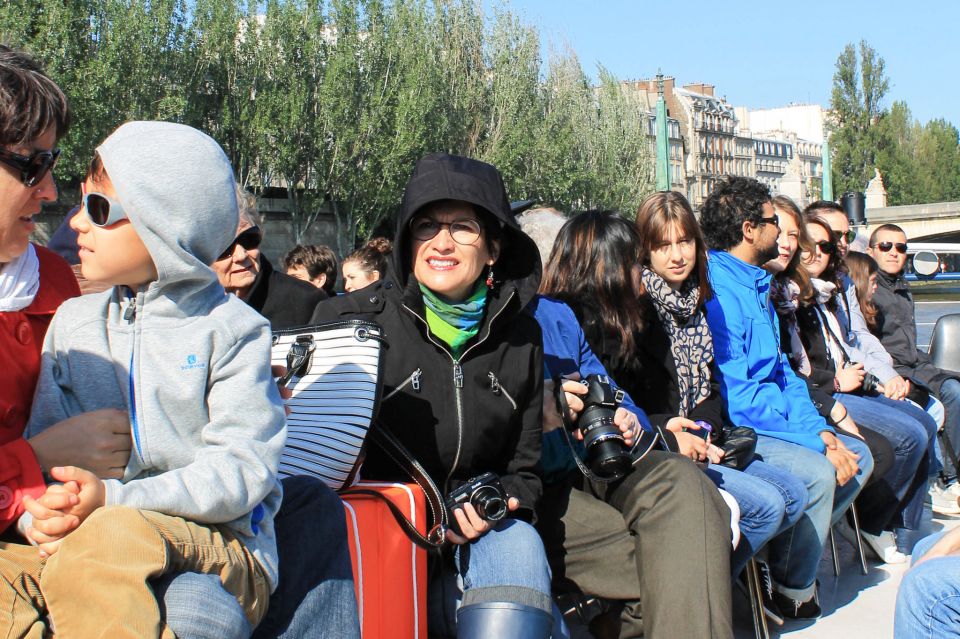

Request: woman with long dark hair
left=778, top=205, right=935, bottom=562
left=540, top=211, right=736, bottom=637
left=540, top=202, right=806, bottom=579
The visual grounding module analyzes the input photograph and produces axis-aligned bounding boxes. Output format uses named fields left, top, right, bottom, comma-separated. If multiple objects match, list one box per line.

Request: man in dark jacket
left=869, top=224, right=960, bottom=487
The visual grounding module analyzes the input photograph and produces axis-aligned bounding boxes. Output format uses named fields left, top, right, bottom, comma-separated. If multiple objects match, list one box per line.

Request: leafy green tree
left=527, top=49, right=594, bottom=210
left=585, top=68, right=653, bottom=216
left=474, top=11, right=543, bottom=198
left=875, top=101, right=920, bottom=205
left=916, top=119, right=960, bottom=203
left=1, top=0, right=656, bottom=253
left=829, top=40, right=889, bottom=195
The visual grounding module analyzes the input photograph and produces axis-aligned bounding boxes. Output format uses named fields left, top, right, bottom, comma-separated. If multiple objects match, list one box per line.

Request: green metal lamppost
left=821, top=137, right=833, bottom=201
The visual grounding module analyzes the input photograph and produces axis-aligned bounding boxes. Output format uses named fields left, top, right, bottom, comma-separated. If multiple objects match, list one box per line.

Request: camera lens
left=580, top=405, right=632, bottom=479
left=471, top=486, right=507, bottom=522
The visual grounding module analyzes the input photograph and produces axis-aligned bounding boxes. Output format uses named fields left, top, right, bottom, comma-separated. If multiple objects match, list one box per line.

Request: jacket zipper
left=383, top=368, right=422, bottom=402
left=402, top=289, right=516, bottom=492
left=488, top=372, right=517, bottom=411
left=125, top=292, right=146, bottom=464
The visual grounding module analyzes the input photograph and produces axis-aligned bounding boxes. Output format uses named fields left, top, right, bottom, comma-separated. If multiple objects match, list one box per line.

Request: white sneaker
left=945, top=480, right=960, bottom=499
left=930, top=479, right=960, bottom=515
left=860, top=530, right=907, bottom=564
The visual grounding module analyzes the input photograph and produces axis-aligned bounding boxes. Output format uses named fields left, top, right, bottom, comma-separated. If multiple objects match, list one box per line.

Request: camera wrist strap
left=340, top=419, right=448, bottom=551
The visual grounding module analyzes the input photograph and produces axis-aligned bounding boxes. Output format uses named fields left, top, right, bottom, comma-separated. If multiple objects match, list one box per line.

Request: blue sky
left=490, top=0, right=957, bottom=127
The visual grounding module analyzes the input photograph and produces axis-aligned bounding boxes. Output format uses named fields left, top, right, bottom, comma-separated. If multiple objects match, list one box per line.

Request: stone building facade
left=623, top=77, right=826, bottom=209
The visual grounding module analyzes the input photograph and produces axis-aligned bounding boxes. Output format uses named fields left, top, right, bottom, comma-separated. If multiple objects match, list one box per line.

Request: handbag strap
left=340, top=420, right=449, bottom=551
left=813, top=304, right=852, bottom=367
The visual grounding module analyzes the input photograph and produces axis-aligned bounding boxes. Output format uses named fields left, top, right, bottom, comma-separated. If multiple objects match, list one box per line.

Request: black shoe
left=740, top=560, right=784, bottom=626
left=772, top=584, right=822, bottom=620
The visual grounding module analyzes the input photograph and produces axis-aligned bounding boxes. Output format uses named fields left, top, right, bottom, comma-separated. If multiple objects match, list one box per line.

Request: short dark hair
left=0, top=45, right=70, bottom=147
left=282, top=244, right=338, bottom=294
left=869, top=223, right=907, bottom=247
left=699, top=176, right=771, bottom=251
left=803, top=200, right=845, bottom=219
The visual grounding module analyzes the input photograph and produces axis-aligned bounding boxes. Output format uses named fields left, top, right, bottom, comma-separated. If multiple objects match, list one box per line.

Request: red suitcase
left=342, top=482, right=429, bottom=639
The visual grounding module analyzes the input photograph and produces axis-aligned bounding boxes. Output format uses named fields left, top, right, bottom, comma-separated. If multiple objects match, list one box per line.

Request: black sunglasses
left=874, top=241, right=908, bottom=254
left=754, top=214, right=779, bottom=228
left=217, top=226, right=262, bottom=261
left=814, top=240, right=836, bottom=255
left=0, top=147, right=60, bottom=187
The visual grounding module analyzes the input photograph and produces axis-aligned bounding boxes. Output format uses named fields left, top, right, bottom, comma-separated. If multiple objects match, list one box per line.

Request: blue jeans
left=895, top=530, right=960, bottom=638
left=754, top=434, right=873, bottom=600
left=156, top=477, right=361, bottom=639
left=923, top=397, right=945, bottom=477
left=938, top=378, right=960, bottom=477
left=706, top=460, right=807, bottom=575
left=835, top=392, right=934, bottom=530
left=428, top=518, right=559, bottom=638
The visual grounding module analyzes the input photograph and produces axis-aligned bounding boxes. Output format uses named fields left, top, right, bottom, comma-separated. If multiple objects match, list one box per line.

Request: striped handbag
left=271, top=320, right=385, bottom=490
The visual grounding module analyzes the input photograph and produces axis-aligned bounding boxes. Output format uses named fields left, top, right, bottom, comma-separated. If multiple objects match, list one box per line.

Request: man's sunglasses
left=754, top=214, right=779, bottom=228
left=218, top=226, right=262, bottom=260
left=82, top=191, right=127, bottom=227
left=814, top=240, right=836, bottom=255
left=873, top=241, right=908, bottom=254
left=0, top=147, right=60, bottom=187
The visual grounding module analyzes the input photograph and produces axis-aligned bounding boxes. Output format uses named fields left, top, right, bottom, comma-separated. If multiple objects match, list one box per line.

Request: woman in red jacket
left=0, top=46, right=88, bottom=533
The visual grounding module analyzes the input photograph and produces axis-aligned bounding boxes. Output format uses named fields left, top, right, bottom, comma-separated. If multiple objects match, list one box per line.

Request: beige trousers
left=0, top=505, right=270, bottom=639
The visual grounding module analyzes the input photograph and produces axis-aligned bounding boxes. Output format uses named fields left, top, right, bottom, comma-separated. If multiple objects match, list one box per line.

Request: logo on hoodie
left=180, top=354, right=207, bottom=372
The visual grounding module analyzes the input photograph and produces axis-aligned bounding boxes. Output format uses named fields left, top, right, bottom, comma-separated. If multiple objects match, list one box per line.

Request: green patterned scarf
left=420, top=280, right=488, bottom=358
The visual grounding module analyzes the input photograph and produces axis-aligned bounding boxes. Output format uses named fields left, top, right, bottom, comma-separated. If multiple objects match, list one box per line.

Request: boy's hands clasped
left=23, top=466, right=105, bottom=557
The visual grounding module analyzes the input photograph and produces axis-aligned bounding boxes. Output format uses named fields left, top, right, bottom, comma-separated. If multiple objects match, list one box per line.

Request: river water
left=912, top=283, right=960, bottom=349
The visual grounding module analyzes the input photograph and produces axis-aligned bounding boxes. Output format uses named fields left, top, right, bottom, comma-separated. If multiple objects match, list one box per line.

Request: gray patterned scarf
left=641, top=268, right=713, bottom=417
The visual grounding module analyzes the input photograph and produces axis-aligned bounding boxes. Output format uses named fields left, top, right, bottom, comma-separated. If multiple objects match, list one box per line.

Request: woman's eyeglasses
left=0, top=147, right=60, bottom=187
left=218, top=226, right=262, bottom=260
left=409, top=217, right=482, bottom=245
left=874, top=241, right=908, bottom=254
left=82, top=191, right=128, bottom=227
left=814, top=240, right=836, bottom=255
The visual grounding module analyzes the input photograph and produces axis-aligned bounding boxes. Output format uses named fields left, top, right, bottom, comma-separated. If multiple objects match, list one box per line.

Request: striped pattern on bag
left=271, top=320, right=385, bottom=490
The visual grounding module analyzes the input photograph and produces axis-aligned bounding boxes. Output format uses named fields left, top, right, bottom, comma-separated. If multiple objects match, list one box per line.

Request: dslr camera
left=571, top=374, right=632, bottom=480
left=445, top=472, right=508, bottom=534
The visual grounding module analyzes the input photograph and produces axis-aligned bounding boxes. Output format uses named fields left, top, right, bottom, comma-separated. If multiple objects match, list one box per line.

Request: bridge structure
left=863, top=201, right=960, bottom=241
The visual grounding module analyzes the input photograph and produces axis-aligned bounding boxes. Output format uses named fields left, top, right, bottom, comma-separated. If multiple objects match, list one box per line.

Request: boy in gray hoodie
left=3, top=121, right=286, bottom=638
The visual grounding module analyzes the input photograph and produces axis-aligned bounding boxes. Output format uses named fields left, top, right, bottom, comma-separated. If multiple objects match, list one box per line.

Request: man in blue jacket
left=700, top=176, right=874, bottom=621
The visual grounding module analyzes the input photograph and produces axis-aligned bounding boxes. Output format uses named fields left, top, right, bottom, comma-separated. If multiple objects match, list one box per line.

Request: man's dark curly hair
left=699, top=176, right=772, bottom=251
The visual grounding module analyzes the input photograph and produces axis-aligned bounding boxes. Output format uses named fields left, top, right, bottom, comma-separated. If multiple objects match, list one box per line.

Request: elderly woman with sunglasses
left=781, top=212, right=935, bottom=563
left=212, top=185, right=326, bottom=329
left=311, top=153, right=561, bottom=638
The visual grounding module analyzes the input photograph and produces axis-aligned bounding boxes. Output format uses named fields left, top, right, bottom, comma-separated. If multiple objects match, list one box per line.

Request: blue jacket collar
left=708, top=249, right=771, bottom=289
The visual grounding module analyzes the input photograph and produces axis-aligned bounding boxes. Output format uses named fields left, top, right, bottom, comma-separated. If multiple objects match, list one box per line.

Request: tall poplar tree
left=829, top=40, right=889, bottom=195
